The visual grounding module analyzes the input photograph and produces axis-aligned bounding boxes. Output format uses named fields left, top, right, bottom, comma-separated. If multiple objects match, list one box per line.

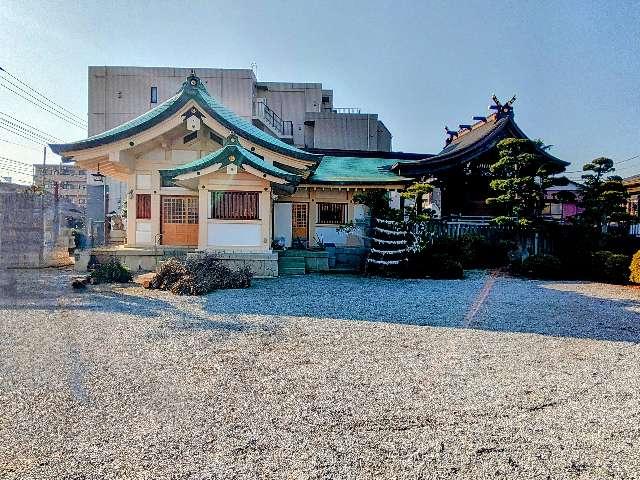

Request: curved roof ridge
left=50, top=74, right=319, bottom=162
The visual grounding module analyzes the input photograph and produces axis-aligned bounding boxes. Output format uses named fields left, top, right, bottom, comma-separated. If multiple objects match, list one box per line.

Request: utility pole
left=41, top=146, right=47, bottom=189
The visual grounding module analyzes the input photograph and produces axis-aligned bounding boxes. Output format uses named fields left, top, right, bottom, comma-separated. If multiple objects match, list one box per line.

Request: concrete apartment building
left=88, top=66, right=392, bottom=212
left=33, top=164, right=88, bottom=207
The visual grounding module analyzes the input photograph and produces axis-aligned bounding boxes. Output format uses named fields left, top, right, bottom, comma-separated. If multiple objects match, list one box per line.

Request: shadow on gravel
left=201, top=273, right=640, bottom=343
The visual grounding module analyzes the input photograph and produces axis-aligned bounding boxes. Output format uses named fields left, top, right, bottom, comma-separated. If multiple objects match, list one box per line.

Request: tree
left=400, top=181, right=434, bottom=223
left=486, top=138, right=567, bottom=226
left=577, top=157, right=630, bottom=232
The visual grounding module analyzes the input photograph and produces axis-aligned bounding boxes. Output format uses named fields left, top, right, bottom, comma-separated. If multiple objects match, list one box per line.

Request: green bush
left=406, top=251, right=464, bottom=279
left=630, top=251, right=640, bottom=284
left=462, top=235, right=516, bottom=268
left=89, top=257, right=132, bottom=284
left=148, top=253, right=252, bottom=295
left=591, top=250, right=630, bottom=284
left=427, top=254, right=464, bottom=279
left=521, top=254, right=562, bottom=279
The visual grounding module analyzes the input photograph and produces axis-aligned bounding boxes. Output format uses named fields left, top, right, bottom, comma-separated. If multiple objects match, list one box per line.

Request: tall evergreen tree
left=486, top=138, right=567, bottom=226
left=577, top=157, right=630, bottom=232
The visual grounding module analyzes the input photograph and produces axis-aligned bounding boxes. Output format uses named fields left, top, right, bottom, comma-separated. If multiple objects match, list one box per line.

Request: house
left=543, top=180, right=583, bottom=222
left=50, top=73, right=415, bottom=274
left=623, top=174, right=640, bottom=236
left=33, top=164, right=88, bottom=208
left=393, top=96, right=569, bottom=218
left=88, top=66, right=393, bottom=213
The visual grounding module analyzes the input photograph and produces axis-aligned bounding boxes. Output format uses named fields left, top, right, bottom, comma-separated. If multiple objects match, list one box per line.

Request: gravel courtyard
left=1, top=268, right=639, bottom=479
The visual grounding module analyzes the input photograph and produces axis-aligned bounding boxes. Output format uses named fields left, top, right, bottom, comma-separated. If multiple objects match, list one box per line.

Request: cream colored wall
left=276, top=187, right=368, bottom=247
left=198, top=171, right=271, bottom=251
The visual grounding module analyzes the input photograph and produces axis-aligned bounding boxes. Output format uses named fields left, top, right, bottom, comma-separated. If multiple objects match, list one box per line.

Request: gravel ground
left=1, top=268, right=639, bottom=479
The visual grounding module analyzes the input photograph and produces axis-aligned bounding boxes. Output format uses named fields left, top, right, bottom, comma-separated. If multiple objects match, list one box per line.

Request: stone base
left=279, top=249, right=330, bottom=272
left=188, top=251, right=279, bottom=278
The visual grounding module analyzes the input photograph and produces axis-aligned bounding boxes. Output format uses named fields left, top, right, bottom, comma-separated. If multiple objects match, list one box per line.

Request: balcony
left=332, top=107, right=362, bottom=114
left=252, top=100, right=293, bottom=141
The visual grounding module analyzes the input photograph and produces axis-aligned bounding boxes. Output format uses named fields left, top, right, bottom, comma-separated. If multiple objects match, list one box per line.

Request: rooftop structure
left=50, top=73, right=412, bottom=268
left=88, top=66, right=394, bottom=212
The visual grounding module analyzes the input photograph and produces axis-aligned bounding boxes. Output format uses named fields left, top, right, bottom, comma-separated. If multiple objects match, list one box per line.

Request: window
left=183, top=131, right=197, bottom=144
left=162, top=196, right=198, bottom=224
left=210, top=191, right=259, bottom=220
left=136, top=194, right=151, bottom=219
left=318, top=203, right=347, bottom=224
left=209, top=131, right=224, bottom=145
left=150, top=86, right=158, bottom=104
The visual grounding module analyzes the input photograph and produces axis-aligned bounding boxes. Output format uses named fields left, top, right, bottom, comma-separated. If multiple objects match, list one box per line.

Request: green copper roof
left=49, top=74, right=318, bottom=162
left=309, top=156, right=413, bottom=184
left=160, top=133, right=301, bottom=184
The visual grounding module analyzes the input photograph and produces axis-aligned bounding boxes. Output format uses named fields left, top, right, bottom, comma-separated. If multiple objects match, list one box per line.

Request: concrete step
left=279, top=267, right=306, bottom=275
left=278, top=257, right=306, bottom=267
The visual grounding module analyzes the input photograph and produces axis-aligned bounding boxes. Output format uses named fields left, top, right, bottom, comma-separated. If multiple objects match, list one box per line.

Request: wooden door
left=161, top=196, right=199, bottom=246
left=292, top=203, right=308, bottom=244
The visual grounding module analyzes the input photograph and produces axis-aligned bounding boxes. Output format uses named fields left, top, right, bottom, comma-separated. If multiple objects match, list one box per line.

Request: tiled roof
left=50, top=74, right=318, bottom=162
left=160, top=134, right=301, bottom=184
left=395, top=113, right=569, bottom=176
left=309, top=156, right=413, bottom=184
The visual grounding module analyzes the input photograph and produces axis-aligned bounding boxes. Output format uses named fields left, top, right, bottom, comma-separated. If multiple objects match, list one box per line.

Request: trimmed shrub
left=406, top=251, right=464, bottom=279
left=630, top=251, right=640, bottom=284
left=591, top=250, right=630, bottom=284
left=89, top=257, right=132, bottom=284
left=148, top=253, right=253, bottom=295
left=427, top=254, right=464, bottom=279
left=521, top=254, right=562, bottom=279
left=463, top=235, right=516, bottom=268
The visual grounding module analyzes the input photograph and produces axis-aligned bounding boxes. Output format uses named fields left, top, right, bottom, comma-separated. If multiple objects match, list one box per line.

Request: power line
left=0, top=119, right=55, bottom=144
left=0, top=77, right=84, bottom=125
left=0, top=79, right=87, bottom=130
left=0, top=163, right=33, bottom=177
left=0, top=155, right=35, bottom=168
left=0, top=75, right=87, bottom=128
left=0, top=123, right=48, bottom=145
left=0, top=137, right=41, bottom=151
left=0, top=67, right=87, bottom=124
left=0, top=112, right=61, bottom=142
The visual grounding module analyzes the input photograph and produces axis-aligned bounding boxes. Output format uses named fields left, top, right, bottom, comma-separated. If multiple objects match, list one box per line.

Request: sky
left=0, top=0, right=638, bottom=183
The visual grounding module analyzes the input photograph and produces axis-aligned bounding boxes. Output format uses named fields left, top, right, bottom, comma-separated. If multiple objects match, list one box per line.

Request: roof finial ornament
left=186, top=69, right=200, bottom=87
left=444, top=125, right=457, bottom=145
left=489, top=94, right=516, bottom=117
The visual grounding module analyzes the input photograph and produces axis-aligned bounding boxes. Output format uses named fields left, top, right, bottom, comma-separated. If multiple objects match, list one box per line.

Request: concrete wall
left=0, top=186, right=73, bottom=269
left=304, top=112, right=392, bottom=151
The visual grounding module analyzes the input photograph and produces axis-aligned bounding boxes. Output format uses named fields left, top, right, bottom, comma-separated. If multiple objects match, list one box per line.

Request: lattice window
left=162, top=196, right=198, bottom=224
left=210, top=191, right=259, bottom=220
left=292, top=203, right=307, bottom=228
left=318, top=203, right=347, bottom=224
left=136, top=194, right=151, bottom=219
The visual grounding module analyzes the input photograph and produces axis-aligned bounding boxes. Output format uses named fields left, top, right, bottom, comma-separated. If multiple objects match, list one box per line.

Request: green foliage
left=487, top=138, right=567, bottom=227
left=591, top=251, right=630, bottom=285
left=406, top=251, right=464, bottom=279
left=89, top=257, right=133, bottom=284
left=577, top=157, right=630, bottom=231
left=629, top=251, right=640, bottom=284
left=425, top=254, right=464, bottom=279
left=400, top=182, right=433, bottom=200
left=521, top=254, right=562, bottom=279
left=401, top=181, right=435, bottom=224
left=352, top=189, right=392, bottom=217
left=149, top=254, right=252, bottom=295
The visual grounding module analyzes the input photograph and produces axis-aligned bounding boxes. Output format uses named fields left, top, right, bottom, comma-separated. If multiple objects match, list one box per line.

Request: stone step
left=278, top=257, right=306, bottom=267
left=279, top=267, right=306, bottom=276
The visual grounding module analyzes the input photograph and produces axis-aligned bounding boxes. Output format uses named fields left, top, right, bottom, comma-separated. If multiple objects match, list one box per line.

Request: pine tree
left=577, top=157, right=630, bottom=232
